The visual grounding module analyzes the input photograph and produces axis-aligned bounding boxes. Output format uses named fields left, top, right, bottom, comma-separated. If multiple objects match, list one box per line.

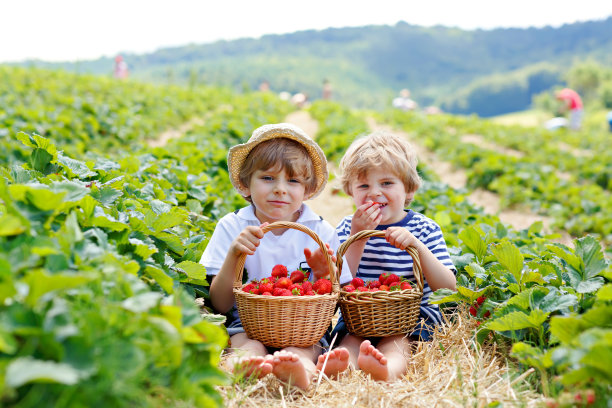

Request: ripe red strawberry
left=272, top=288, right=285, bottom=296
left=483, top=310, right=491, bottom=319
left=274, top=277, right=292, bottom=290
left=351, top=277, right=364, bottom=288
left=585, top=389, right=596, bottom=404
left=356, top=286, right=370, bottom=292
left=379, top=284, right=389, bottom=291
left=280, top=289, right=292, bottom=296
left=384, top=274, right=400, bottom=286
left=343, top=285, right=356, bottom=292
left=271, top=264, right=288, bottom=278
left=290, top=269, right=308, bottom=283
left=389, top=282, right=401, bottom=291
left=476, top=296, right=486, bottom=305
left=400, top=281, right=413, bottom=290
left=305, top=290, right=315, bottom=296
left=261, top=291, right=272, bottom=296
left=242, top=283, right=257, bottom=293
left=301, top=281, right=313, bottom=292
left=469, top=306, right=477, bottom=316
left=368, top=280, right=381, bottom=289
left=379, top=273, right=391, bottom=284
left=291, top=286, right=304, bottom=296
left=313, top=278, right=332, bottom=294
left=259, top=282, right=274, bottom=294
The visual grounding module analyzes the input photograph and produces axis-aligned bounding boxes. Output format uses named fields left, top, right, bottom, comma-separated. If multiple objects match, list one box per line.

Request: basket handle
left=335, top=230, right=424, bottom=292
left=232, top=221, right=338, bottom=291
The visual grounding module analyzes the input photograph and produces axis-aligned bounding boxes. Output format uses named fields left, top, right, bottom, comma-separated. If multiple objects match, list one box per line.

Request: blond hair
left=339, top=131, right=421, bottom=205
left=238, top=138, right=317, bottom=202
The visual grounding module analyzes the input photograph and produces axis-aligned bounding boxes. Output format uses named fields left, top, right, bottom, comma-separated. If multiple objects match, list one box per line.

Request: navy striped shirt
left=336, top=210, right=456, bottom=326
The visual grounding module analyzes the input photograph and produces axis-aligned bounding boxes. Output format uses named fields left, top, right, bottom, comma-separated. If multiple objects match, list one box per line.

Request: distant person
left=555, top=88, right=583, bottom=130
left=113, top=55, right=129, bottom=79
left=258, top=80, right=270, bottom=92
left=392, top=89, right=417, bottom=111
left=322, top=79, right=332, bottom=100
left=607, top=110, right=612, bottom=132
left=291, top=92, right=309, bottom=109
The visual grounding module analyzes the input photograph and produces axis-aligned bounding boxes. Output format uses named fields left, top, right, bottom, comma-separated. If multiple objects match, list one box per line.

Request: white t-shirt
left=200, top=204, right=353, bottom=285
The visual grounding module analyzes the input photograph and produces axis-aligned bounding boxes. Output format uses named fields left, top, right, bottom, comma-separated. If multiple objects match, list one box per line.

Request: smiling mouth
left=372, top=202, right=388, bottom=208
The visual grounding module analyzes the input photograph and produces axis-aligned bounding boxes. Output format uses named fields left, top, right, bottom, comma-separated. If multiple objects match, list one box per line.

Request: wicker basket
left=232, top=221, right=339, bottom=348
left=336, top=230, right=424, bottom=337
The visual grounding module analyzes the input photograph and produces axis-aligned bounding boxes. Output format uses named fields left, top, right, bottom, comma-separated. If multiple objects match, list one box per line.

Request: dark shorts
left=330, top=310, right=439, bottom=347
left=227, top=316, right=332, bottom=351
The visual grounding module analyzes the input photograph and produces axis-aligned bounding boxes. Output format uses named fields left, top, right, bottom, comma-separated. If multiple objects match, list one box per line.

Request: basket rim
left=335, top=229, right=424, bottom=292
left=232, top=220, right=339, bottom=292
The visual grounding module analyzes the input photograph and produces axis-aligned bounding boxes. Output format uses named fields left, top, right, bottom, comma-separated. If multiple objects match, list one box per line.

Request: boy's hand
left=229, top=222, right=269, bottom=256
left=351, top=201, right=382, bottom=233
left=385, top=226, right=419, bottom=250
left=304, top=243, right=337, bottom=279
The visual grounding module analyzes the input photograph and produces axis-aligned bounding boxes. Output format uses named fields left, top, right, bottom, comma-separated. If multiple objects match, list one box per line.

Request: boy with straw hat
left=201, top=123, right=353, bottom=389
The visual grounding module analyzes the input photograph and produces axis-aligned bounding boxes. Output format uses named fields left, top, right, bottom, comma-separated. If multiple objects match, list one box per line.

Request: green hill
left=21, top=17, right=612, bottom=116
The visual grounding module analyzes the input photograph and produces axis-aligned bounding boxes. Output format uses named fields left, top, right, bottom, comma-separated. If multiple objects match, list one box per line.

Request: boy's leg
left=358, top=335, right=412, bottom=382
left=270, top=345, right=319, bottom=390
left=228, top=332, right=273, bottom=379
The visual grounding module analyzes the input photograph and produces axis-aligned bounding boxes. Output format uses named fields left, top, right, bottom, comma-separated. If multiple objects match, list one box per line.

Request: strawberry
left=483, top=310, right=491, bottom=319
left=585, top=389, right=596, bottom=405
left=469, top=306, right=477, bottom=316
left=370, top=287, right=380, bottom=292
left=291, top=286, right=304, bottom=296
left=383, top=274, right=400, bottom=286
left=389, top=282, right=401, bottom=291
left=313, top=278, right=332, bottom=294
left=290, top=269, right=308, bottom=283
left=279, top=289, right=292, bottom=296
left=368, top=280, right=381, bottom=289
left=400, top=281, right=413, bottom=290
left=261, top=291, right=272, bottom=296
left=379, top=284, right=389, bottom=291
left=272, top=288, right=285, bottom=296
left=301, top=281, right=313, bottom=292
left=305, top=290, right=315, bottom=296
left=351, top=277, right=364, bottom=288
left=357, top=286, right=370, bottom=292
left=258, top=282, right=274, bottom=294
left=379, top=273, right=391, bottom=284
left=476, top=296, right=486, bottom=305
left=274, top=277, right=292, bottom=290
left=242, top=283, right=257, bottom=293
left=271, top=264, right=288, bottom=278
left=343, top=285, right=356, bottom=292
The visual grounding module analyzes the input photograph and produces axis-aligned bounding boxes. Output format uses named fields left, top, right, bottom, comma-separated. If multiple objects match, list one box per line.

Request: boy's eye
left=357, top=184, right=368, bottom=189
left=261, top=175, right=274, bottom=181
left=382, top=181, right=393, bottom=186
left=289, top=178, right=302, bottom=184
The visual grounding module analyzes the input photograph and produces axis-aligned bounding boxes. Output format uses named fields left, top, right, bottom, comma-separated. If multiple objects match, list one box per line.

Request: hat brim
left=227, top=123, right=328, bottom=199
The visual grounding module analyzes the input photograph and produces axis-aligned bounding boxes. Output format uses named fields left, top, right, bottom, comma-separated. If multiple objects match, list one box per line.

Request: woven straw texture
left=336, top=230, right=424, bottom=337
left=227, top=123, right=328, bottom=199
left=232, top=221, right=339, bottom=348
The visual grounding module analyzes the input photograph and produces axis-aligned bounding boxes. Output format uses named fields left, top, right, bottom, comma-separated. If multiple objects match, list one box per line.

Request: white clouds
left=1, top=0, right=611, bottom=62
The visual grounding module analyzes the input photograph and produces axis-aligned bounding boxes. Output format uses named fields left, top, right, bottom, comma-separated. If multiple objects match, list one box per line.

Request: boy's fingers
left=304, top=248, right=312, bottom=258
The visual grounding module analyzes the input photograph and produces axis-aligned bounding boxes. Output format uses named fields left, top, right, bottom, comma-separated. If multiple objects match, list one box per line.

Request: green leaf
left=538, top=289, right=577, bottom=313
left=50, top=181, right=90, bottom=202
left=122, top=292, right=163, bottom=313
left=151, top=210, right=188, bottom=233
left=145, top=265, right=175, bottom=294
left=485, top=309, right=549, bottom=331
left=176, top=261, right=206, bottom=281
left=576, top=277, right=605, bottom=294
left=458, top=226, right=487, bottom=261
left=6, top=357, right=81, bottom=387
left=23, top=270, right=93, bottom=307
left=575, top=235, right=607, bottom=279
left=30, top=148, right=55, bottom=173
left=129, top=238, right=158, bottom=259
left=597, top=284, right=612, bottom=301
left=491, top=241, right=524, bottom=283
left=546, top=243, right=582, bottom=272
left=91, top=185, right=123, bottom=206
left=25, top=187, right=66, bottom=211
left=0, top=214, right=27, bottom=236
left=56, top=153, right=97, bottom=178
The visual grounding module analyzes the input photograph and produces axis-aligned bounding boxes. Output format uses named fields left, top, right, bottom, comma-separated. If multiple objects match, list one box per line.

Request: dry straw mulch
left=217, top=307, right=545, bottom=407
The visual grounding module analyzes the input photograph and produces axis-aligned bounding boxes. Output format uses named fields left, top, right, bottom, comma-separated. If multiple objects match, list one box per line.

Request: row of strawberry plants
left=309, top=108, right=611, bottom=403
left=378, top=110, right=612, bottom=248
left=0, top=68, right=293, bottom=407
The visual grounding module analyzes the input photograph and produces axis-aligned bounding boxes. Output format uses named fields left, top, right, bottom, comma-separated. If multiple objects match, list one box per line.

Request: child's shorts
left=330, top=310, right=438, bottom=346
left=227, top=316, right=332, bottom=351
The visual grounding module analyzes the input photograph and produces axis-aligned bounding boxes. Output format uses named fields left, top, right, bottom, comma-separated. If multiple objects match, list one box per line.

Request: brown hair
left=238, top=138, right=317, bottom=201
left=339, top=131, right=421, bottom=205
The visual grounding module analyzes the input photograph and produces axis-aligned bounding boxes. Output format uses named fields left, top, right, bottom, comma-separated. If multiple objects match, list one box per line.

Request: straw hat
left=227, top=123, right=328, bottom=199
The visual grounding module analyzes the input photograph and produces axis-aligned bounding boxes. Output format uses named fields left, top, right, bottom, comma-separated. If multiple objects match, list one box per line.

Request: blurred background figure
left=258, top=80, right=270, bottom=92
left=291, top=92, right=309, bottom=108
left=278, top=91, right=291, bottom=101
left=555, top=88, right=583, bottom=130
left=113, top=55, right=129, bottom=79
left=607, top=110, right=612, bottom=132
left=322, top=78, right=332, bottom=100
left=392, top=88, right=417, bottom=111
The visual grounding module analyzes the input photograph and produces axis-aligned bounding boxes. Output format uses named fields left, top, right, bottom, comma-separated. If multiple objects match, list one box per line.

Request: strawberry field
left=1, top=67, right=611, bottom=407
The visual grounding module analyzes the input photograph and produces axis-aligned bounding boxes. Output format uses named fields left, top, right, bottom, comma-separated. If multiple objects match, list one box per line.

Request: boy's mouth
left=372, top=202, right=388, bottom=208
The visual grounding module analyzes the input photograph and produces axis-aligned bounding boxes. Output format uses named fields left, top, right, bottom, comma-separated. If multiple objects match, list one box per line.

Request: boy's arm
left=386, top=227, right=456, bottom=292
left=209, top=224, right=266, bottom=313
left=343, top=201, right=382, bottom=276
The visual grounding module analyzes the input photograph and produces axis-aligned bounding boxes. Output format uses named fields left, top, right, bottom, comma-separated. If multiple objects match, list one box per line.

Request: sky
left=2, top=0, right=611, bottom=63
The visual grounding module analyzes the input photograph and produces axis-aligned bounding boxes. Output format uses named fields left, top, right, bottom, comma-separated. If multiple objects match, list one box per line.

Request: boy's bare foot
left=232, top=355, right=273, bottom=379
left=357, top=340, right=389, bottom=381
left=316, top=347, right=350, bottom=378
left=271, top=350, right=311, bottom=390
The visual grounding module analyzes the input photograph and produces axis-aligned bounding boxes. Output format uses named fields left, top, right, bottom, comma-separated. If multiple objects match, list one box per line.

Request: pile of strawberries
left=469, top=296, right=491, bottom=324
left=241, top=264, right=332, bottom=296
left=342, top=273, right=414, bottom=293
